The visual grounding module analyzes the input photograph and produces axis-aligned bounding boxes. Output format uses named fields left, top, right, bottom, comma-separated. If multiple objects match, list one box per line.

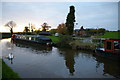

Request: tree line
left=4, top=5, right=107, bottom=36
left=4, top=5, right=75, bottom=36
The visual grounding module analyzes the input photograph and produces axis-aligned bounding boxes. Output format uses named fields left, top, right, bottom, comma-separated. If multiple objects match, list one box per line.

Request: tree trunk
left=10, top=28, right=13, bottom=36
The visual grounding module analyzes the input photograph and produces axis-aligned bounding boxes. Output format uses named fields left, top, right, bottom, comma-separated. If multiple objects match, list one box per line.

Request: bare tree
left=28, top=23, right=36, bottom=32
left=31, top=24, right=36, bottom=32
left=41, top=23, right=51, bottom=32
left=5, top=21, right=16, bottom=36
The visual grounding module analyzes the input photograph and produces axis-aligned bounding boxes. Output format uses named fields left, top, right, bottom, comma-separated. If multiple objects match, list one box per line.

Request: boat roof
left=16, top=34, right=44, bottom=37
left=105, top=39, right=120, bottom=41
left=16, top=34, right=51, bottom=40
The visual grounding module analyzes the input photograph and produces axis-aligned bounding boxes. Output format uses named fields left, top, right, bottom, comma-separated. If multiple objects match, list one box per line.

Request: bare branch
left=5, top=21, right=16, bottom=29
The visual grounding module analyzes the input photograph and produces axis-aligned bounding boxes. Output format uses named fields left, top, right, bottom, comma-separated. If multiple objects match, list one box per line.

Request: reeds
left=69, top=40, right=96, bottom=51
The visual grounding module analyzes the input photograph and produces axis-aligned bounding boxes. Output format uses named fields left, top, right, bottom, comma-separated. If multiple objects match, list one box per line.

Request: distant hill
left=98, top=32, right=120, bottom=39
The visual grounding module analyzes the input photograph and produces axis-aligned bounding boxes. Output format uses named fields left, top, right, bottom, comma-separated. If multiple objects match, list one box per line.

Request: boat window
left=34, top=38, right=36, bottom=41
left=31, top=37, right=34, bottom=41
left=114, top=41, right=120, bottom=50
left=106, top=41, right=112, bottom=50
left=29, top=37, right=31, bottom=40
left=26, top=37, right=29, bottom=40
left=35, top=38, right=39, bottom=41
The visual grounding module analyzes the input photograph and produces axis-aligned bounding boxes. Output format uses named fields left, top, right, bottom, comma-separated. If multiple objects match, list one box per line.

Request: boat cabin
left=13, top=34, right=52, bottom=46
left=104, top=39, right=120, bottom=53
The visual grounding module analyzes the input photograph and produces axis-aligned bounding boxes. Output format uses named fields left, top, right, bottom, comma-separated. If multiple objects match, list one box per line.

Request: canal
left=1, top=38, right=120, bottom=78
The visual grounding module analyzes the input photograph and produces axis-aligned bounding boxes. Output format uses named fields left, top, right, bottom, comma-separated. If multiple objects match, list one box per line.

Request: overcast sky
left=1, top=2, right=119, bottom=32
left=1, top=0, right=119, bottom=2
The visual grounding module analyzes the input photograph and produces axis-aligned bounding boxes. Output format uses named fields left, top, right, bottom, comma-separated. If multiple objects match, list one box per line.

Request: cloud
left=1, top=2, right=118, bottom=32
left=0, top=2, right=2, bottom=32
left=74, top=2, right=118, bottom=30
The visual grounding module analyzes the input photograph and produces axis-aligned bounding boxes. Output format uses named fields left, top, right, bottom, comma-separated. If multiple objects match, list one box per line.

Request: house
left=74, top=26, right=86, bottom=36
left=74, top=29, right=79, bottom=35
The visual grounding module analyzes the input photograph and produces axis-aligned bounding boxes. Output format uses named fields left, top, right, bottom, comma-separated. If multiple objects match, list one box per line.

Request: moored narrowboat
left=11, top=34, right=52, bottom=46
left=95, top=39, right=120, bottom=60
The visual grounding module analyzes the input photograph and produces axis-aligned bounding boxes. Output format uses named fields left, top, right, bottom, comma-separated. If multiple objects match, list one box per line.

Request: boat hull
left=95, top=49, right=120, bottom=61
left=12, top=38, right=52, bottom=47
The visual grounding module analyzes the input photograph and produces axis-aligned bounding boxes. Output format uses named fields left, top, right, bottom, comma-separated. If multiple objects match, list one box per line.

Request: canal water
left=1, top=38, right=120, bottom=78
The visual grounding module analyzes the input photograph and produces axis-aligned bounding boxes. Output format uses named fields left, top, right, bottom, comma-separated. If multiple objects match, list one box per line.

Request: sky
left=1, top=0, right=120, bottom=2
left=0, top=2, right=119, bottom=32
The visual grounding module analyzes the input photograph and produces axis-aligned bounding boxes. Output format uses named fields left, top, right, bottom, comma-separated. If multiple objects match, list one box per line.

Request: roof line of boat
left=15, top=34, right=45, bottom=37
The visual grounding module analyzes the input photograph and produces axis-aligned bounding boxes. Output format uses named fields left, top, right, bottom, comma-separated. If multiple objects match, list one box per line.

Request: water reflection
left=5, top=56, right=14, bottom=64
left=58, top=48, right=79, bottom=75
left=14, top=41, right=52, bottom=55
left=1, top=38, right=120, bottom=78
left=95, top=56, right=120, bottom=78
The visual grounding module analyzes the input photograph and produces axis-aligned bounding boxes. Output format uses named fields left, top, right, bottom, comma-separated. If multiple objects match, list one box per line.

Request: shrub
left=69, top=40, right=96, bottom=51
left=56, top=35, right=73, bottom=48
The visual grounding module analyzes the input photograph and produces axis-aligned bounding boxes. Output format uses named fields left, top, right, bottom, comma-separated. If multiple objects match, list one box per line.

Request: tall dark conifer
left=66, top=6, right=75, bottom=35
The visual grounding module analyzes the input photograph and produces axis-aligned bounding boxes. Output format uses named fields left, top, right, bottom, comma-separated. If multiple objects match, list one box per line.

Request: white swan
left=8, top=53, right=14, bottom=59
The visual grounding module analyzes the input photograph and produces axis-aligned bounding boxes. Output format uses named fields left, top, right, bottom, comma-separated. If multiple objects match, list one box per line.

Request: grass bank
left=47, top=36, right=60, bottom=43
left=2, top=59, right=20, bottom=79
left=97, top=32, right=120, bottom=39
left=47, top=35, right=73, bottom=48
left=47, top=35, right=96, bottom=51
left=0, top=59, right=1, bottom=79
left=69, top=40, right=96, bottom=51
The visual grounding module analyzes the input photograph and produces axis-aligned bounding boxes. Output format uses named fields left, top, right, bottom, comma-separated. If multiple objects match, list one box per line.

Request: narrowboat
left=11, top=34, right=52, bottom=46
left=95, top=39, right=120, bottom=61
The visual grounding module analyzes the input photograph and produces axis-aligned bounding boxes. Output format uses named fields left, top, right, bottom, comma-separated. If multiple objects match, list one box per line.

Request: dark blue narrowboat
left=11, top=34, right=52, bottom=46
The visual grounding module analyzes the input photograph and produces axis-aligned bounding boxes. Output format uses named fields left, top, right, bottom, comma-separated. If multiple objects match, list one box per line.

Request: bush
left=69, top=40, right=96, bottom=51
left=92, top=38, right=101, bottom=43
left=55, top=35, right=73, bottom=48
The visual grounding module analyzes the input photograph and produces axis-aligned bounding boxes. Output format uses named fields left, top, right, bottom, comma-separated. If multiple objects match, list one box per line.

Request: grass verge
left=97, top=32, right=120, bottom=39
left=46, top=36, right=60, bottom=43
left=0, top=59, right=2, bottom=79
left=2, top=59, right=20, bottom=79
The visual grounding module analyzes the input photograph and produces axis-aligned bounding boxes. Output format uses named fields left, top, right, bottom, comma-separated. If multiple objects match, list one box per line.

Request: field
left=97, top=32, right=120, bottom=39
